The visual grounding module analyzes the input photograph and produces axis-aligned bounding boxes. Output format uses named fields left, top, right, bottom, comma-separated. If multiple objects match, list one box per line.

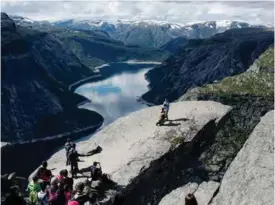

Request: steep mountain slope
left=160, top=37, right=188, bottom=54
left=141, top=28, right=274, bottom=104
left=177, top=47, right=274, bottom=191
left=53, top=19, right=261, bottom=48
left=1, top=13, right=103, bottom=143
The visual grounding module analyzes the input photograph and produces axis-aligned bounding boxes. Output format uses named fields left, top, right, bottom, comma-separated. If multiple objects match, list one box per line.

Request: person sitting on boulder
left=185, top=193, right=198, bottom=205
left=156, top=108, right=166, bottom=126
left=162, top=98, right=170, bottom=120
left=36, top=161, right=52, bottom=185
left=65, top=138, right=73, bottom=166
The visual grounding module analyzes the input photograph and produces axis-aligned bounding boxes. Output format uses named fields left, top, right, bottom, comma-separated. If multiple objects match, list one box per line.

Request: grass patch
left=170, top=136, right=185, bottom=149
left=198, top=71, right=273, bottom=99
left=256, top=47, right=274, bottom=71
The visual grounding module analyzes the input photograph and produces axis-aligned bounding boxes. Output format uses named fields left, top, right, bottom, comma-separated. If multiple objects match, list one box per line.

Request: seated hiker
left=156, top=108, right=166, bottom=126
left=65, top=138, right=73, bottom=166
left=185, top=193, right=198, bottom=205
left=4, top=185, right=26, bottom=205
left=37, top=181, right=48, bottom=205
left=162, top=98, right=170, bottom=120
left=71, top=182, right=96, bottom=205
left=36, top=161, right=52, bottom=184
left=27, top=175, right=41, bottom=205
left=48, top=177, right=66, bottom=205
left=90, top=162, right=102, bottom=181
left=60, top=169, right=74, bottom=192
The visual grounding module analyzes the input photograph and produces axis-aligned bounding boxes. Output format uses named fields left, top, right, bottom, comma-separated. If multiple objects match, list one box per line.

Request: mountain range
left=12, top=15, right=266, bottom=49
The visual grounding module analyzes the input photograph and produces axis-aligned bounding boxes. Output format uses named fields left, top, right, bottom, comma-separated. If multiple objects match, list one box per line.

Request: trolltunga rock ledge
left=31, top=101, right=231, bottom=187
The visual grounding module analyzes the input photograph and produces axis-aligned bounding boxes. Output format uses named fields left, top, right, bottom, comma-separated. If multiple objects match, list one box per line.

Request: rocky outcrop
left=159, top=181, right=220, bottom=205
left=1, top=13, right=104, bottom=143
left=142, top=28, right=274, bottom=104
left=31, top=101, right=231, bottom=204
left=211, top=110, right=274, bottom=205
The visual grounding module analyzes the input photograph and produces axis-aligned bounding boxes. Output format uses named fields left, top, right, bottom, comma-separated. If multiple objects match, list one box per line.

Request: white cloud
left=1, top=1, right=274, bottom=25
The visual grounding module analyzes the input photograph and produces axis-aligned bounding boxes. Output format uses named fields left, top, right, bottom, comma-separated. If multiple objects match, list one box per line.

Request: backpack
left=29, top=190, right=39, bottom=205
left=65, top=142, right=73, bottom=153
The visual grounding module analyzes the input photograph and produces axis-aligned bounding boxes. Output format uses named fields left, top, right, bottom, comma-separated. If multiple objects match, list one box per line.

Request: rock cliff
left=31, top=101, right=232, bottom=204
left=211, top=110, right=274, bottom=205
left=142, top=28, right=274, bottom=104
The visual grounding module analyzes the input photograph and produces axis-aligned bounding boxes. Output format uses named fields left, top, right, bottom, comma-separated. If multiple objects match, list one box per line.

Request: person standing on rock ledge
left=162, top=99, right=170, bottom=120
left=65, top=138, right=73, bottom=166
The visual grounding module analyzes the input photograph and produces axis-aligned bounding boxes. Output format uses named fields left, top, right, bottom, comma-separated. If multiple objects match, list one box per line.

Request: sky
left=1, top=1, right=274, bottom=25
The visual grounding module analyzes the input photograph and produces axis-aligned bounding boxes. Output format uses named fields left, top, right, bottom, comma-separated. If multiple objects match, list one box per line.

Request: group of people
left=2, top=140, right=108, bottom=205
left=156, top=99, right=170, bottom=126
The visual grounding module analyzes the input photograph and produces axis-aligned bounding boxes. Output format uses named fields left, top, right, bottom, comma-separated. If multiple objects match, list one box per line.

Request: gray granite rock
left=158, top=181, right=220, bottom=205
left=158, top=183, right=199, bottom=205
left=211, top=110, right=274, bottom=205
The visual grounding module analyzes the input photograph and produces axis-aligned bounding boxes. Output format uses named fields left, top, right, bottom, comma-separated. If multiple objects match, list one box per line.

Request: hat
left=68, top=201, right=80, bottom=205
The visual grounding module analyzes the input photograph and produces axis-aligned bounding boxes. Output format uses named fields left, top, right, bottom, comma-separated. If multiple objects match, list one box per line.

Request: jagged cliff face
left=142, top=28, right=274, bottom=104
left=211, top=110, right=274, bottom=205
left=1, top=13, right=103, bottom=142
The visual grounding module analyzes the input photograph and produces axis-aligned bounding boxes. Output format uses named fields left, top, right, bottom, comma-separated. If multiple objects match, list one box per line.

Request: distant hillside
left=141, top=28, right=274, bottom=104
left=1, top=13, right=103, bottom=143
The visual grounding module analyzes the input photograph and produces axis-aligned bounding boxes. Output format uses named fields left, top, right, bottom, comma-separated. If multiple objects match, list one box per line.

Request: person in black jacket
left=65, top=138, right=73, bottom=166
left=68, top=144, right=85, bottom=178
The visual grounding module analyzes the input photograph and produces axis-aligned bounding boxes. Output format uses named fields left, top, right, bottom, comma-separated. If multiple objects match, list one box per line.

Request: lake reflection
left=75, top=67, right=151, bottom=125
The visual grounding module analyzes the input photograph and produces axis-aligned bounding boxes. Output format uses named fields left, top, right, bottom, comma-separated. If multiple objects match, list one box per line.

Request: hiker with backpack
left=65, top=138, right=73, bottom=166
left=36, top=161, right=53, bottom=185
left=27, top=175, right=41, bottom=205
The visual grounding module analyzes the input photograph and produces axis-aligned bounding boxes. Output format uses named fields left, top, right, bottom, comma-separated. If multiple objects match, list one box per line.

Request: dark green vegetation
left=142, top=28, right=274, bottom=104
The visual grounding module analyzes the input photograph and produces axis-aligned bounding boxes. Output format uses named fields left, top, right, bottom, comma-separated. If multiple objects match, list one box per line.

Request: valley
left=1, top=5, right=274, bottom=205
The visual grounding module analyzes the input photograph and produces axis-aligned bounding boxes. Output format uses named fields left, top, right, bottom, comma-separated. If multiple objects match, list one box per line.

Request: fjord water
left=75, top=63, right=156, bottom=126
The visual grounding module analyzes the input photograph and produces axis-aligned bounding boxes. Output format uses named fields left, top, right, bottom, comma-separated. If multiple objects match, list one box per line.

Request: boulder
left=158, top=182, right=199, bottom=205
left=159, top=181, right=219, bottom=205
left=211, top=110, right=274, bottom=205
left=30, top=101, right=231, bottom=203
